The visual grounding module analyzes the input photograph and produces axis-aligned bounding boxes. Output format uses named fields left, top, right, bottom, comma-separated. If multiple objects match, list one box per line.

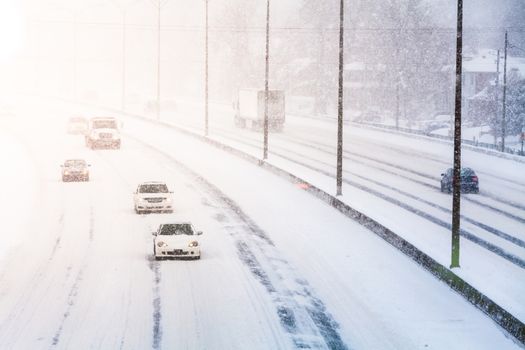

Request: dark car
left=440, top=167, right=479, bottom=193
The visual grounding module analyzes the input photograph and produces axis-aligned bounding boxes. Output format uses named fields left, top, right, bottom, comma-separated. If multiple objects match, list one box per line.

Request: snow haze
left=0, top=0, right=524, bottom=349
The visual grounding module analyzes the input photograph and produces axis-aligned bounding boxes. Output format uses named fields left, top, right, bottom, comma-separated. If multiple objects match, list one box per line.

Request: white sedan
left=61, top=159, right=90, bottom=182
left=134, top=182, right=173, bottom=214
left=152, top=223, right=202, bottom=260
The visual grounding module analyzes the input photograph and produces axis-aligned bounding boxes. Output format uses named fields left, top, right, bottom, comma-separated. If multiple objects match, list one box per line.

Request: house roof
left=463, top=49, right=525, bottom=77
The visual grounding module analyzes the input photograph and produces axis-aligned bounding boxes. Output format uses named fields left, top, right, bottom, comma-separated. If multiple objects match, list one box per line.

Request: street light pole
left=156, top=2, right=161, bottom=121
left=451, top=0, right=463, bottom=269
left=494, top=49, right=500, bottom=146
left=263, top=0, right=270, bottom=160
left=336, top=0, right=344, bottom=196
left=121, top=10, right=126, bottom=112
left=501, top=30, right=508, bottom=152
left=204, top=0, right=209, bottom=136
left=73, top=12, right=78, bottom=100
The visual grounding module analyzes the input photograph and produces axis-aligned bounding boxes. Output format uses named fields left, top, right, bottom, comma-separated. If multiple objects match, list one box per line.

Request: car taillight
left=472, top=176, right=478, bottom=182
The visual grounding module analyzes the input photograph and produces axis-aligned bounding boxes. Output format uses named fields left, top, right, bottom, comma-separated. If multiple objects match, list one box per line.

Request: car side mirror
left=197, top=231, right=203, bottom=236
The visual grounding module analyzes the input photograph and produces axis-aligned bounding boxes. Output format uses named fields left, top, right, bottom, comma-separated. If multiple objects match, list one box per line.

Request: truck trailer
left=233, top=89, right=285, bottom=132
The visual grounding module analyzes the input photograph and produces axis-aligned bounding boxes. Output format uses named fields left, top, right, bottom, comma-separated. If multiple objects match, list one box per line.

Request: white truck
left=85, top=117, right=121, bottom=149
left=233, top=89, right=285, bottom=132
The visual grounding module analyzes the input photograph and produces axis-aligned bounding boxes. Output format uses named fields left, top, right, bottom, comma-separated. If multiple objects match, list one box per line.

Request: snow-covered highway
left=144, top=98, right=525, bottom=323
left=0, top=97, right=522, bottom=349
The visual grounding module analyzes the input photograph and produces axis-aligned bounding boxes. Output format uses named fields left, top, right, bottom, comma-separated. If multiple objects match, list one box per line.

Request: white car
left=133, top=182, right=173, bottom=214
left=61, top=159, right=90, bottom=182
left=152, top=223, right=202, bottom=260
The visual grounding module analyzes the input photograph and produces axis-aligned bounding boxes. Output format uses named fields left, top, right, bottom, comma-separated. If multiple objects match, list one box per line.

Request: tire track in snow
left=258, top=138, right=525, bottom=250
left=207, top=128, right=525, bottom=268
left=49, top=205, right=95, bottom=349
left=285, top=132, right=525, bottom=214
left=212, top=125, right=525, bottom=220
left=128, top=135, right=350, bottom=350
left=148, top=257, right=163, bottom=350
left=91, top=148, right=165, bottom=350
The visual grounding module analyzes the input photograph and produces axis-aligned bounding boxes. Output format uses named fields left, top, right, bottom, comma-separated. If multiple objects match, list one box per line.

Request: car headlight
left=82, top=169, right=88, bottom=174
left=189, top=241, right=199, bottom=247
left=64, top=171, right=70, bottom=175
left=165, top=198, right=172, bottom=203
left=157, top=241, right=167, bottom=248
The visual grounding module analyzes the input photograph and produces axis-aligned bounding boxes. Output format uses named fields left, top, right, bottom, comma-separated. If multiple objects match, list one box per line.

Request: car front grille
left=145, top=198, right=164, bottom=203
left=165, top=249, right=188, bottom=255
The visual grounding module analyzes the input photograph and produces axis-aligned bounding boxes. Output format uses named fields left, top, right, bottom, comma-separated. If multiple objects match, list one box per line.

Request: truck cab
left=85, top=117, right=121, bottom=149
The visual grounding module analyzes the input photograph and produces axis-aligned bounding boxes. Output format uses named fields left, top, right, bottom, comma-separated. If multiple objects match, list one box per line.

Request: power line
left=28, top=19, right=525, bottom=34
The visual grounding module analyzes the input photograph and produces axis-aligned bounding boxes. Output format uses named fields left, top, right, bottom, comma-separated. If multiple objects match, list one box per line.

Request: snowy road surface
left=0, top=98, right=522, bottom=349
left=140, top=97, right=525, bottom=324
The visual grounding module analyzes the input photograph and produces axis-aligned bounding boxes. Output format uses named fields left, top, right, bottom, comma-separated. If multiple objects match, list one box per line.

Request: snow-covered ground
left=0, top=96, right=522, bottom=349
left=0, top=124, right=38, bottom=261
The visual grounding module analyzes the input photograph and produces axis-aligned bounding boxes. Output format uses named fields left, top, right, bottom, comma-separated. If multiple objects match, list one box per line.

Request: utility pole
left=263, top=0, right=270, bottom=160
left=451, top=0, right=463, bottom=269
left=501, top=30, right=508, bottom=152
left=121, top=10, right=126, bottom=112
left=494, top=49, right=500, bottom=146
left=336, top=0, right=344, bottom=196
left=204, top=0, right=209, bottom=136
left=156, top=2, right=161, bottom=121
left=73, top=12, right=78, bottom=100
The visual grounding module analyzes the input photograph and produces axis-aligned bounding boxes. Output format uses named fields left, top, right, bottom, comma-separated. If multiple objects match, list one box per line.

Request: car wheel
left=153, top=247, right=158, bottom=260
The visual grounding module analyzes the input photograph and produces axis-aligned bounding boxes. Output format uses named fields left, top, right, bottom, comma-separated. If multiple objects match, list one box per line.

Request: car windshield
left=139, top=184, right=168, bottom=193
left=461, top=168, right=475, bottom=176
left=92, top=120, right=117, bottom=129
left=159, top=224, right=194, bottom=236
left=64, top=160, right=86, bottom=167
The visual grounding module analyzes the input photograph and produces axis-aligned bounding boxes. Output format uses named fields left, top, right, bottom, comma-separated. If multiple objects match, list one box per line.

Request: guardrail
left=350, top=120, right=525, bottom=162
